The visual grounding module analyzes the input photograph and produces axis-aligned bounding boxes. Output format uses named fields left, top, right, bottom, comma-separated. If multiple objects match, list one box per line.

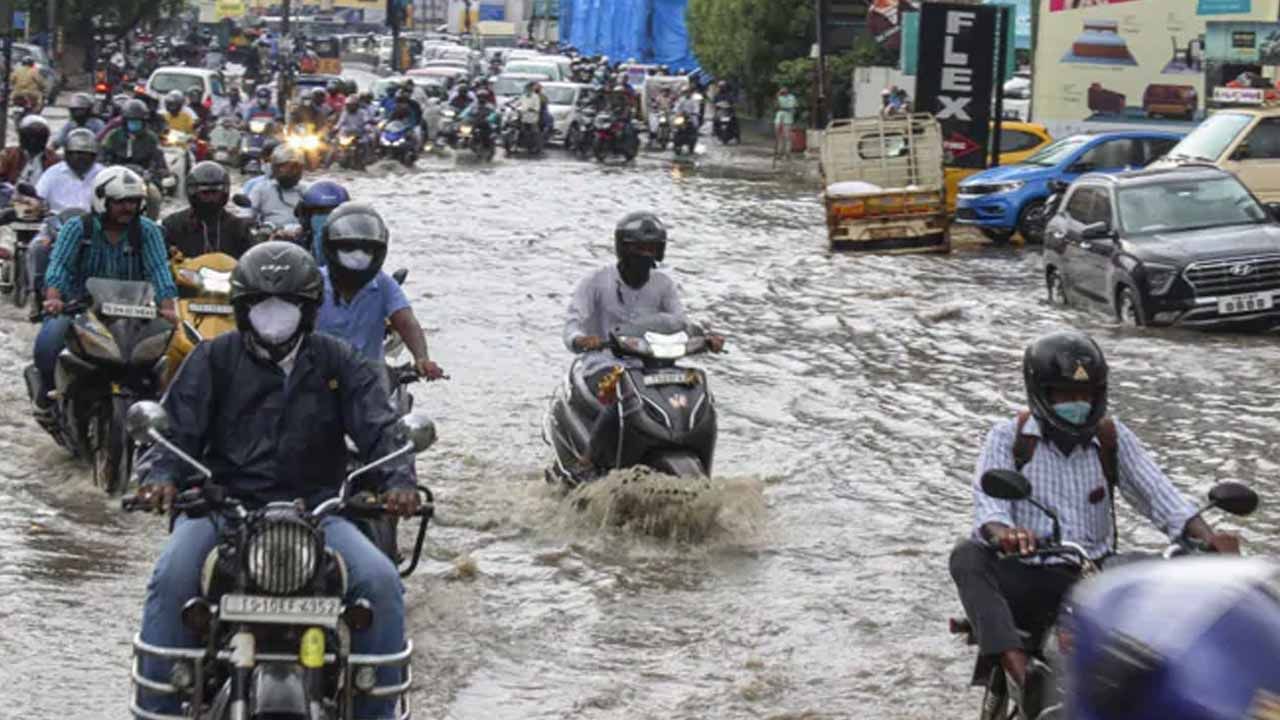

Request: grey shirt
left=247, top=178, right=307, bottom=228
left=563, top=264, right=685, bottom=375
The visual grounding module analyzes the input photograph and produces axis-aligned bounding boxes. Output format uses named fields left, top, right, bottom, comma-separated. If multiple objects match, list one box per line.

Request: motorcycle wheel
left=978, top=668, right=1010, bottom=720
left=91, top=403, right=130, bottom=495
left=593, top=139, right=608, bottom=163
left=11, top=246, right=27, bottom=308
left=623, top=135, right=639, bottom=162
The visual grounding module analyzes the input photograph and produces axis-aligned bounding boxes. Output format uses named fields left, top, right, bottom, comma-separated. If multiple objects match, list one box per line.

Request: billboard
left=1031, top=0, right=1280, bottom=135
left=915, top=3, right=999, bottom=168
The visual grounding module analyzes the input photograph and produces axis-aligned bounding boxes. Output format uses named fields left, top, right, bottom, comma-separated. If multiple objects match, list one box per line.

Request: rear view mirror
left=126, top=400, right=170, bottom=445
left=402, top=413, right=437, bottom=452
left=1048, top=180, right=1070, bottom=194
left=16, top=182, right=37, bottom=197
left=232, top=193, right=252, bottom=208
left=981, top=469, right=1032, bottom=501
left=1208, top=481, right=1258, bottom=517
left=1081, top=221, right=1114, bottom=240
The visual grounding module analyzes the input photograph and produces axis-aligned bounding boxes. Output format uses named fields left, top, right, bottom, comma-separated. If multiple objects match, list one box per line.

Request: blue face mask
left=126, top=119, right=143, bottom=133
left=1053, top=401, right=1092, bottom=426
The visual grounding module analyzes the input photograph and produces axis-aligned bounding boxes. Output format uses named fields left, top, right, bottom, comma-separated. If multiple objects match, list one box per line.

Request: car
left=13, top=43, right=59, bottom=104
left=409, top=65, right=470, bottom=89
left=1043, top=165, right=1280, bottom=328
left=541, top=82, right=588, bottom=145
left=1001, top=72, right=1031, bottom=122
left=501, top=60, right=561, bottom=82
left=147, top=67, right=228, bottom=108
left=492, top=72, right=547, bottom=104
left=1151, top=105, right=1280, bottom=203
left=944, top=121, right=1053, bottom=213
left=534, top=54, right=573, bottom=81
left=955, top=130, right=1183, bottom=243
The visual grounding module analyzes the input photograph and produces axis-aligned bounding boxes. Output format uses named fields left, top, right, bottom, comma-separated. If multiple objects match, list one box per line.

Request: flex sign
left=914, top=4, right=998, bottom=169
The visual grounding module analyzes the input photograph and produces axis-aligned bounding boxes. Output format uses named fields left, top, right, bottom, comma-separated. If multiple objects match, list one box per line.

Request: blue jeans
left=33, top=314, right=72, bottom=401
left=138, top=514, right=406, bottom=718
left=28, top=237, right=49, bottom=302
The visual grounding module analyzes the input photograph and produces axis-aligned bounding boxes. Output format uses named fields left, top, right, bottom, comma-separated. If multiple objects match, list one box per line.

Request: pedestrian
left=774, top=85, right=798, bottom=163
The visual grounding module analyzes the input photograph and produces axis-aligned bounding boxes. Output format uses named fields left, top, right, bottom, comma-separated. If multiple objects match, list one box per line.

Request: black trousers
left=949, top=538, right=1081, bottom=682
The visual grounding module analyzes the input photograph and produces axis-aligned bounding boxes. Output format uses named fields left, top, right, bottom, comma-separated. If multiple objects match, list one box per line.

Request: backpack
left=1012, top=410, right=1120, bottom=550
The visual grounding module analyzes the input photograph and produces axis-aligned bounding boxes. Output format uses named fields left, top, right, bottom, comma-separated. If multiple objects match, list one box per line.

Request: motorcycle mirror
left=402, top=413, right=437, bottom=452
left=126, top=400, right=170, bottom=445
left=981, top=469, right=1032, bottom=501
left=16, top=182, right=38, bottom=197
left=392, top=267, right=408, bottom=285
left=231, top=193, right=252, bottom=208
left=1208, top=481, right=1259, bottom=517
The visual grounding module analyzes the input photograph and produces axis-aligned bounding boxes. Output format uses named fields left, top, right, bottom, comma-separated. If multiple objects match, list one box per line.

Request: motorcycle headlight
left=249, top=120, right=268, bottom=133
left=339, top=135, right=354, bottom=146
left=1143, top=263, right=1179, bottom=296
left=131, top=326, right=173, bottom=365
left=246, top=514, right=322, bottom=595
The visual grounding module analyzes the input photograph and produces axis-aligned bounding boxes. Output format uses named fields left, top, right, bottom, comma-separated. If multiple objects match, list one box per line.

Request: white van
left=146, top=67, right=227, bottom=107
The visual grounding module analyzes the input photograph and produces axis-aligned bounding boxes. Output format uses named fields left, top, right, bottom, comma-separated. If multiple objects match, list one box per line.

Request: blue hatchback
left=955, top=130, right=1184, bottom=243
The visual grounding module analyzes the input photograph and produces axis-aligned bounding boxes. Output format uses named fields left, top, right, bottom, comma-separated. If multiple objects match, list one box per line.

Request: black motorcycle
left=543, top=315, right=717, bottom=487
left=671, top=112, right=698, bottom=156
left=123, top=401, right=437, bottom=720
left=1018, top=179, right=1070, bottom=245
left=567, top=108, right=598, bottom=160
left=501, top=105, right=544, bottom=157
left=25, top=278, right=174, bottom=494
left=950, top=468, right=1259, bottom=720
left=458, top=115, right=496, bottom=162
left=712, top=101, right=740, bottom=144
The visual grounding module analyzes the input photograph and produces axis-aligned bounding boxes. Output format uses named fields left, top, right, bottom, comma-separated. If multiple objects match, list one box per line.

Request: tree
left=687, top=0, right=815, bottom=113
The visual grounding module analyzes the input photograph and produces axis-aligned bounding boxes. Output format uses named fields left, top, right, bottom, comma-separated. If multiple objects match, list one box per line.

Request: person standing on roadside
left=774, top=86, right=798, bottom=159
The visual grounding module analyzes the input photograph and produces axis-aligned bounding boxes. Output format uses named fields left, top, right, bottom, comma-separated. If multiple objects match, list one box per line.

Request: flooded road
left=0, top=143, right=1276, bottom=719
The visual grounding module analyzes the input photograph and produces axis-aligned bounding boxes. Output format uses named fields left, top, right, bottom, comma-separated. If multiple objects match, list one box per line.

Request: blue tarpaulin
left=563, top=0, right=698, bottom=71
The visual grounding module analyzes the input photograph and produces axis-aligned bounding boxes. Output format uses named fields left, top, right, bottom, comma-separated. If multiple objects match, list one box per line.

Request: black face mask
left=276, top=174, right=301, bottom=190
left=66, top=152, right=95, bottom=176
left=617, top=253, right=655, bottom=288
left=20, top=133, right=47, bottom=155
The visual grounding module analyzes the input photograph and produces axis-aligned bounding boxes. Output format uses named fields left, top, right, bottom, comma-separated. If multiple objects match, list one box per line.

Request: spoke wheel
left=91, top=406, right=129, bottom=495
left=979, top=668, right=1010, bottom=720
left=1046, top=269, right=1069, bottom=306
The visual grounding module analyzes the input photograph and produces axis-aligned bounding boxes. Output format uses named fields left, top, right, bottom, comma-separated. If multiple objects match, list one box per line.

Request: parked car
left=1151, top=105, right=1280, bottom=203
left=944, top=121, right=1053, bottom=214
left=955, top=130, right=1183, bottom=243
left=1043, top=165, right=1280, bottom=328
left=501, top=60, right=561, bottom=82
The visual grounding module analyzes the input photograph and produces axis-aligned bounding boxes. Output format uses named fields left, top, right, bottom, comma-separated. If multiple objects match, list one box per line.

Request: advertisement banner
left=1031, top=0, right=1280, bottom=136
left=867, top=0, right=921, bottom=53
left=915, top=3, right=998, bottom=168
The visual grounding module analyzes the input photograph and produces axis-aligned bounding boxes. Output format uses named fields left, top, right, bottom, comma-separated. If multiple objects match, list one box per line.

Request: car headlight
left=989, top=181, right=1023, bottom=194
left=246, top=514, right=322, bottom=595
left=1143, top=263, right=1179, bottom=295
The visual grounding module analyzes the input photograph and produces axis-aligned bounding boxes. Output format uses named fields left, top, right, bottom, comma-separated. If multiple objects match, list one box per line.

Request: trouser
left=27, top=237, right=50, bottom=303
left=948, top=539, right=1080, bottom=684
left=138, top=514, right=406, bottom=718
left=32, top=314, right=72, bottom=404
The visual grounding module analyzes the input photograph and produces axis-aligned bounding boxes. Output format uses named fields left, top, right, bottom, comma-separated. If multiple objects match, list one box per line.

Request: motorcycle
left=950, top=468, right=1260, bottom=720
left=648, top=111, right=672, bottom=151
left=542, top=315, right=717, bottom=488
left=501, top=104, right=544, bottom=157
left=161, top=130, right=196, bottom=198
left=164, top=252, right=238, bottom=386
left=567, top=108, right=598, bottom=160
left=377, top=120, right=418, bottom=168
left=712, top=101, right=740, bottom=145
left=24, top=278, right=174, bottom=494
left=122, top=402, right=437, bottom=720
left=1018, top=179, right=1070, bottom=246
left=241, top=116, right=277, bottom=175
left=333, top=126, right=373, bottom=170
left=0, top=185, right=46, bottom=312
left=434, top=107, right=460, bottom=150
left=207, top=120, right=242, bottom=171
left=284, top=123, right=327, bottom=170
left=671, top=112, right=698, bottom=156
left=457, top=116, right=496, bottom=162
left=591, top=112, right=639, bottom=163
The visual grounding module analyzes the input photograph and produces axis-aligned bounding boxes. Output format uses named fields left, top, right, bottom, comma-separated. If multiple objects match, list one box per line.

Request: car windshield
left=150, top=73, right=205, bottom=95
left=493, top=76, right=528, bottom=96
left=504, top=62, right=556, bottom=79
left=543, top=86, right=576, bottom=105
left=1164, top=112, right=1253, bottom=162
left=1118, top=177, right=1268, bottom=234
left=1022, top=136, right=1089, bottom=166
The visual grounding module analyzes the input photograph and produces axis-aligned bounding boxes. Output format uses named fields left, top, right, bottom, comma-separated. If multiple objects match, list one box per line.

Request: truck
left=819, top=113, right=949, bottom=253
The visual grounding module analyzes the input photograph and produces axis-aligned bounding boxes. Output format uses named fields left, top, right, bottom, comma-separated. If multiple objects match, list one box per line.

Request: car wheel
left=980, top=227, right=1014, bottom=244
left=1116, top=285, right=1145, bottom=326
left=1017, top=199, right=1048, bottom=244
left=1046, top=268, right=1069, bottom=306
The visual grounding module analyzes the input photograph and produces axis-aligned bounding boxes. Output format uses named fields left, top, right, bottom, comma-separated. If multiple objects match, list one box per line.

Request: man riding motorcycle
left=675, top=86, right=701, bottom=127
left=161, top=161, right=254, bottom=259
left=648, top=87, right=675, bottom=139
left=9, top=56, right=45, bottom=111
left=101, top=99, right=168, bottom=181
left=243, top=86, right=282, bottom=124
left=385, top=86, right=425, bottom=150
left=448, top=80, right=475, bottom=113
left=213, top=85, right=245, bottom=121
left=247, top=145, right=307, bottom=228
left=0, top=115, right=57, bottom=186
left=54, top=93, right=106, bottom=149
left=186, top=86, right=212, bottom=137
left=295, top=180, right=350, bottom=263
left=27, top=129, right=104, bottom=315
left=160, top=90, right=199, bottom=136
left=31, top=166, right=177, bottom=416
left=315, top=202, right=444, bottom=380
left=291, top=87, right=334, bottom=134
left=564, top=212, right=723, bottom=468
left=131, top=240, right=420, bottom=720
left=325, top=78, right=347, bottom=115
left=948, top=330, right=1240, bottom=711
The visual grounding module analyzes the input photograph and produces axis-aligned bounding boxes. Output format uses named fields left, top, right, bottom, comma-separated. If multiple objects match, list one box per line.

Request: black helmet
left=326, top=79, right=342, bottom=93
left=17, top=115, right=50, bottom=154
left=614, top=211, right=668, bottom=262
left=311, top=87, right=326, bottom=104
left=322, top=202, right=389, bottom=288
left=185, top=161, right=230, bottom=215
left=122, top=99, right=149, bottom=121
left=164, top=89, right=185, bottom=113
left=230, top=241, right=324, bottom=358
left=1023, top=330, right=1109, bottom=440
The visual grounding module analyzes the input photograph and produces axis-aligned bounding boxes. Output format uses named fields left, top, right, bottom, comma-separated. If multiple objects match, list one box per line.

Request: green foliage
left=62, top=0, right=187, bottom=37
left=687, top=0, right=814, bottom=113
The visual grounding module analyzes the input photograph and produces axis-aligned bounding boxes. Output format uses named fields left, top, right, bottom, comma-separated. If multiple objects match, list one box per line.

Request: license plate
left=188, top=302, right=233, bottom=315
left=100, top=302, right=157, bottom=319
left=1218, top=291, right=1274, bottom=315
left=644, top=370, right=695, bottom=387
left=220, top=594, right=342, bottom=627
left=869, top=227, right=907, bottom=239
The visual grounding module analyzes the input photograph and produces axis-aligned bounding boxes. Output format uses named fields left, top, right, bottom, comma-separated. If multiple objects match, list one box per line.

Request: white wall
left=852, top=66, right=915, bottom=118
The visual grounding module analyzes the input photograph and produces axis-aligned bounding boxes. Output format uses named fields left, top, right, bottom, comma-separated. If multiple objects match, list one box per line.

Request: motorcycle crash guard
left=252, top=663, right=310, bottom=717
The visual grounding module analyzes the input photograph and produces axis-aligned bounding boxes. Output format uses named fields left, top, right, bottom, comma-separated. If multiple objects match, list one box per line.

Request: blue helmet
left=297, top=180, right=350, bottom=213
left=1064, top=558, right=1280, bottom=720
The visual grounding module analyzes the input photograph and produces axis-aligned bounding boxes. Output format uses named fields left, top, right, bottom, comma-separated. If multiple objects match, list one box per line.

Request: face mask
left=67, top=153, right=95, bottom=176
left=337, top=249, right=372, bottom=271
left=618, top=253, right=655, bottom=288
left=276, top=174, right=300, bottom=190
left=126, top=119, right=143, bottom=133
left=248, top=296, right=302, bottom=345
left=1053, top=401, right=1092, bottom=426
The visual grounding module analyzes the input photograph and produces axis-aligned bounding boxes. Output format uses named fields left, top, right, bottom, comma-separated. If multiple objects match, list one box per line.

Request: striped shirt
left=972, top=415, right=1197, bottom=560
left=44, top=214, right=177, bottom=302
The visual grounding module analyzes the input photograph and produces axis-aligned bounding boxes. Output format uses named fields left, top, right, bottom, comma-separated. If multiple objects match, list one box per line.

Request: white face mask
left=336, top=249, right=373, bottom=271
left=248, top=297, right=302, bottom=345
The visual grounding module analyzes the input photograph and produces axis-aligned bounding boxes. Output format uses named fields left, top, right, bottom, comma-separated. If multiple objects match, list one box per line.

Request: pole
left=280, top=0, right=292, bottom=121
left=389, top=0, right=402, bottom=73
left=46, top=0, right=55, bottom=56
left=0, top=0, right=12, bottom=145
left=990, top=5, right=1009, bottom=169
left=814, top=0, right=827, bottom=129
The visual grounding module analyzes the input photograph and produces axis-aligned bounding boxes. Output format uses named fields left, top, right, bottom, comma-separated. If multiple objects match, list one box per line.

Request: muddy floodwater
left=0, top=145, right=1276, bottom=719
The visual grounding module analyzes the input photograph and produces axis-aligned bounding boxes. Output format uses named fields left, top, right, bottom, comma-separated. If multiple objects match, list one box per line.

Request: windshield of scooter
left=610, top=313, right=704, bottom=360
left=86, top=278, right=157, bottom=318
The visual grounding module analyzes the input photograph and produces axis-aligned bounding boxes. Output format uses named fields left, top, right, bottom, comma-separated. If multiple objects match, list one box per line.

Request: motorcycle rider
left=247, top=145, right=307, bottom=228
left=515, top=82, right=543, bottom=139
left=292, top=87, right=334, bottom=134
left=295, top=180, right=351, bottom=262
left=186, top=86, right=212, bottom=136
left=0, top=115, right=57, bottom=186
left=460, top=93, right=500, bottom=141
left=385, top=86, right=425, bottom=150
left=448, top=79, right=475, bottom=113
left=101, top=99, right=168, bottom=180
left=948, top=330, right=1240, bottom=708
left=648, top=87, right=675, bottom=141
left=31, top=166, right=178, bottom=416
left=675, top=85, right=701, bottom=127
left=160, top=90, right=199, bottom=136
left=213, top=85, right=245, bottom=121
left=54, top=93, right=106, bottom=149
left=564, top=212, right=723, bottom=467
left=28, top=129, right=104, bottom=314
left=532, top=82, right=554, bottom=137
left=9, top=56, right=45, bottom=111
left=161, top=161, right=254, bottom=259
left=325, top=78, right=348, bottom=115
left=243, top=86, right=282, bottom=124
left=315, top=202, right=444, bottom=380
left=131, top=240, right=419, bottom=720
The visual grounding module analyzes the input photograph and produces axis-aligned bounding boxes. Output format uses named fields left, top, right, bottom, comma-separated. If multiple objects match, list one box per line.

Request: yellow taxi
left=945, top=121, right=1052, bottom=212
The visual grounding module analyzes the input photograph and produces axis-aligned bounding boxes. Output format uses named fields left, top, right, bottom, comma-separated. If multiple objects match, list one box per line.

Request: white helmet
left=92, top=166, right=147, bottom=215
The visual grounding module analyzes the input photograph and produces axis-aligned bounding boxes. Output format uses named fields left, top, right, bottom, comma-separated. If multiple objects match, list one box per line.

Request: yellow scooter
left=164, top=252, right=238, bottom=385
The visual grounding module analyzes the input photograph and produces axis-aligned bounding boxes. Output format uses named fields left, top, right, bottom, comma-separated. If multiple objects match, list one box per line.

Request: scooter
left=949, top=469, right=1260, bottom=720
left=378, top=120, right=418, bottom=168
left=334, top=125, right=373, bottom=170
left=649, top=110, right=672, bottom=151
left=542, top=315, right=718, bottom=488
left=164, top=252, right=237, bottom=386
left=501, top=104, right=544, bottom=157
left=458, top=115, right=496, bottom=162
left=713, top=100, right=740, bottom=144
left=671, top=112, right=698, bottom=156
left=24, top=278, right=174, bottom=494
left=0, top=184, right=46, bottom=311
left=240, top=115, right=277, bottom=175
left=207, top=119, right=242, bottom=170
left=161, top=129, right=195, bottom=198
